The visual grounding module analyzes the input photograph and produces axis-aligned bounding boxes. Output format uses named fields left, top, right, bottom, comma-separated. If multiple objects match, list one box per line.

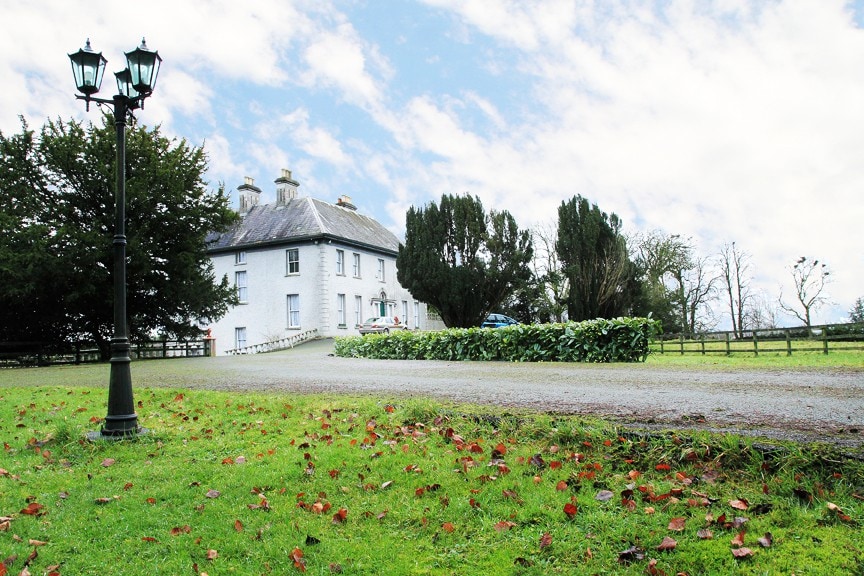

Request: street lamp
left=69, top=38, right=162, bottom=439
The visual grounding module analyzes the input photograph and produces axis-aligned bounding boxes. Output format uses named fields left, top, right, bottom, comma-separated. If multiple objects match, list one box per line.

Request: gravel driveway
left=133, top=339, right=864, bottom=449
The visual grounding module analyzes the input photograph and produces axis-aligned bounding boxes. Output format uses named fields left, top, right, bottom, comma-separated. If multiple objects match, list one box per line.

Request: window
left=336, top=250, right=345, bottom=275
left=234, top=327, right=247, bottom=349
left=377, top=258, right=385, bottom=281
left=235, top=251, right=246, bottom=265
left=337, top=293, right=346, bottom=326
left=286, top=249, right=299, bottom=274
left=402, top=301, right=409, bottom=326
left=287, top=294, right=301, bottom=328
left=414, top=301, right=420, bottom=329
left=355, top=295, right=363, bottom=326
left=352, top=253, right=361, bottom=277
left=235, top=271, right=248, bottom=303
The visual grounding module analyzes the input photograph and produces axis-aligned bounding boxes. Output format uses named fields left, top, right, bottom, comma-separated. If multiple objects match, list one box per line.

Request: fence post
left=785, top=330, right=792, bottom=356
left=753, top=331, right=758, bottom=357
left=679, top=334, right=684, bottom=355
left=725, top=332, right=731, bottom=356
left=700, top=334, right=706, bottom=356
left=823, top=327, right=829, bottom=355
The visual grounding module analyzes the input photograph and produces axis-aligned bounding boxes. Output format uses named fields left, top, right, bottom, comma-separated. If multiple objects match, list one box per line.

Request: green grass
left=1, top=386, right=862, bottom=575
left=645, top=348, right=864, bottom=369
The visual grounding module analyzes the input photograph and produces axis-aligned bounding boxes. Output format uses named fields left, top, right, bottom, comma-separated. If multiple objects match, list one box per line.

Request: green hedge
left=333, top=317, right=661, bottom=363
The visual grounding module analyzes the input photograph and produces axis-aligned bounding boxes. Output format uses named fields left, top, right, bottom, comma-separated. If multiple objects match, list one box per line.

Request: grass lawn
left=1, top=378, right=862, bottom=574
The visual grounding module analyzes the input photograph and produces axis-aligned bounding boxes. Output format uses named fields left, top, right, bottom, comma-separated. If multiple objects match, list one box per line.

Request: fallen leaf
left=441, top=522, right=455, bottom=533
left=758, top=533, right=773, bottom=548
left=206, top=549, right=218, bottom=560
left=329, top=563, right=343, bottom=573
left=101, top=458, right=115, bottom=467
left=28, top=540, right=47, bottom=547
left=234, top=519, right=243, bottom=532
left=556, top=480, right=568, bottom=491
left=731, top=547, right=754, bottom=559
left=539, top=532, right=553, bottom=549
left=667, top=517, right=686, bottom=531
left=729, top=499, right=749, bottom=511
left=656, top=536, right=677, bottom=551
left=618, top=545, right=645, bottom=564
left=731, top=531, right=746, bottom=547
left=291, top=547, right=306, bottom=572
left=494, top=521, right=517, bottom=532
left=20, top=503, right=44, bottom=516
left=595, top=490, right=614, bottom=501
left=563, top=503, right=578, bottom=518
left=205, top=489, right=221, bottom=499
left=697, top=528, right=713, bottom=540
left=332, top=508, right=348, bottom=524
left=94, top=497, right=113, bottom=504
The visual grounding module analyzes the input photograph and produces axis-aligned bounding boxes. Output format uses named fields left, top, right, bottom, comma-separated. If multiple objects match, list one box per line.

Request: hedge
left=333, top=317, right=661, bottom=363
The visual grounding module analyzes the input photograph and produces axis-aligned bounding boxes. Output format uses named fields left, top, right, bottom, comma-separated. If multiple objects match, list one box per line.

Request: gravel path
left=133, top=339, right=864, bottom=449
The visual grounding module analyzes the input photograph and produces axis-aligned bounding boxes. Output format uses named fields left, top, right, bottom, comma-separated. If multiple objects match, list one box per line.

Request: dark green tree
left=556, top=195, right=639, bottom=321
left=397, top=194, right=532, bottom=328
left=0, top=116, right=238, bottom=357
left=850, top=297, right=864, bottom=323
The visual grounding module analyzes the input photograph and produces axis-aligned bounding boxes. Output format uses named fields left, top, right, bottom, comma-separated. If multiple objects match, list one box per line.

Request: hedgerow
left=334, top=317, right=660, bottom=362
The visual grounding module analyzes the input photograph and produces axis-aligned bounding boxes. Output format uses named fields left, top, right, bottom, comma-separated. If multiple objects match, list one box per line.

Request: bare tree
left=779, top=256, right=831, bottom=328
left=531, top=221, right=568, bottom=322
left=679, top=255, right=719, bottom=334
left=717, top=242, right=753, bottom=338
left=747, top=291, right=780, bottom=329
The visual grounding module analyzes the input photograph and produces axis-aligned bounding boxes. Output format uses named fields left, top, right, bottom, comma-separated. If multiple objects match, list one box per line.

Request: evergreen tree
left=0, top=116, right=238, bottom=357
left=556, top=195, right=638, bottom=321
left=397, top=194, right=532, bottom=328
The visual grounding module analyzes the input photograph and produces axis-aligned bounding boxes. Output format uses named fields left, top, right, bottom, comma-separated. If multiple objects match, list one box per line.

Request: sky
left=2, top=0, right=863, bottom=328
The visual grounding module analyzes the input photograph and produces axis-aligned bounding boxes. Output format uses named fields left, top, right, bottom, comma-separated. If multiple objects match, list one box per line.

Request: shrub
left=334, top=317, right=660, bottom=362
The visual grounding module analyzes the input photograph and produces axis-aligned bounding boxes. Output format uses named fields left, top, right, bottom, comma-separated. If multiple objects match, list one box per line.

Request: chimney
left=275, top=169, right=300, bottom=205
left=336, top=195, right=357, bottom=211
left=237, top=176, right=262, bottom=215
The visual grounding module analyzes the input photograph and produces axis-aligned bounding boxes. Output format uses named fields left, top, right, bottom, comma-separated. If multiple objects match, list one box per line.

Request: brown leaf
left=729, top=498, right=749, bottom=511
left=27, top=540, right=47, bottom=547
left=206, top=549, right=218, bottom=560
left=595, top=490, right=614, bottom=501
left=731, top=547, right=754, bottom=559
left=101, top=458, right=115, bottom=467
left=170, top=525, right=191, bottom=536
left=205, top=489, right=221, bottom=499
left=441, top=522, right=455, bottom=533
left=697, top=528, right=713, bottom=540
left=94, top=497, right=113, bottom=504
left=20, top=503, right=44, bottom=516
left=667, top=517, right=686, bottom=531
left=731, top=530, right=746, bottom=547
left=234, top=519, right=243, bottom=532
left=539, top=532, right=553, bottom=549
left=556, top=480, right=568, bottom=491
left=618, top=545, right=645, bottom=564
left=757, top=533, right=773, bottom=548
left=332, top=508, right=348, bottom=524
left=656, top=536, right=677, bottom=551
left=494, top=520, right=517, bottom=532
left=291, top=547, right=306, bottom=572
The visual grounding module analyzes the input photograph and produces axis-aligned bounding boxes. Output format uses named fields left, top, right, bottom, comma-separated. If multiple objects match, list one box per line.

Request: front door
left=379, top=300, right=386, bottom=316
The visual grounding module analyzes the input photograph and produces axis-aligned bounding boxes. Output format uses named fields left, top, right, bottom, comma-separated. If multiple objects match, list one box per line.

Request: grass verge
left=1, top=386, right=862, bottom=575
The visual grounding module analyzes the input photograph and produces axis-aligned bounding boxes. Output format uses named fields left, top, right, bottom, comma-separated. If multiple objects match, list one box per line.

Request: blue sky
left=2, top=0, right=863, bottom=327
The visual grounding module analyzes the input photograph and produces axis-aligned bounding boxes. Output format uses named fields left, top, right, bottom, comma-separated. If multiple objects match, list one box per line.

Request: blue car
left=481, top=313, right=519, bottom=328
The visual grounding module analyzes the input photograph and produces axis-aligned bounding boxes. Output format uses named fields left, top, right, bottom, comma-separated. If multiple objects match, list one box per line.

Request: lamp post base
left=86, top=426, right=149, bottom=442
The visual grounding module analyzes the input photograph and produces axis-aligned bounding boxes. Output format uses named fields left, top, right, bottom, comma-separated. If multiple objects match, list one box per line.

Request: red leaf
left=563, top=503, right=578, bottom=518
left=441, top=522, right=455, bottom=533
left=657, top=536, right=677, bottom=551
left=146, top=497, right=157, bottom=505
left=291, top=547, right=306, bottom=572
left=20, top=502, right=44, bottom=516
left=555, top=481, right=569, bottom=492
left=539, top=532, right=553, bottom=549
left=141, top=537, right=157, bottom=542
left=655, top=463, right=671, bottom=471
left=332, top=508, right=348, bottom=524
left=731, top=530, right=746, bottom=547
left=234, top=519, right=244, bottom=532
left=493, top=442, right=507, bottom=456
left=667, top=517, right=686, bottom=531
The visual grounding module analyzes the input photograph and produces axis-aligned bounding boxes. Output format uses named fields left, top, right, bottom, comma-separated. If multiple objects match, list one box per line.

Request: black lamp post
left=69, top=38, right=161, bottom=439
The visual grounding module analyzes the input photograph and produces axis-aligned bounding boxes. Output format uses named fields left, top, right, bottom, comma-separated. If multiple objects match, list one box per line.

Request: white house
left=204, top=170, right=429, bottom=354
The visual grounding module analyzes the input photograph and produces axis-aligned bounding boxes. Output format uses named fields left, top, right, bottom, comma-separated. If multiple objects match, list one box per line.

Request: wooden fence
left=0, top=338, right=211, bottom=367
left=650, top=322, right=864, bottom=356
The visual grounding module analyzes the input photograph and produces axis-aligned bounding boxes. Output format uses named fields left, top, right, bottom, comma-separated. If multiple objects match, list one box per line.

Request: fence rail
left=650, top=322, right=864, bottom=356
left=0, top=338, right=211, bottom=367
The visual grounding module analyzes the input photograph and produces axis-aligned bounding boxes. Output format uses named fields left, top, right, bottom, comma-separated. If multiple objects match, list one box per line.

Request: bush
left=334, top=317, right=660, bottom=362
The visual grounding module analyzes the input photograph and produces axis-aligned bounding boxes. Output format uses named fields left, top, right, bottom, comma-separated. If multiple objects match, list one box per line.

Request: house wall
left=206, top=240, right=426, bottom=355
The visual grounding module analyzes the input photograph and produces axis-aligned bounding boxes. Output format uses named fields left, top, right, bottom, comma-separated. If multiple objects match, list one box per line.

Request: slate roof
left=206, top=197, right=401, bottom=255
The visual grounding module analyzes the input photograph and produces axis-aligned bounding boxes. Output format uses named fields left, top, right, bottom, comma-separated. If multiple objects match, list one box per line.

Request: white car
left=357, top=316, right=407, bottom=335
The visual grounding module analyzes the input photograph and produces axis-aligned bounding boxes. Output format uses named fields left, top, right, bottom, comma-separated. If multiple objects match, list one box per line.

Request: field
left=1, top=359, right=863, bottom=575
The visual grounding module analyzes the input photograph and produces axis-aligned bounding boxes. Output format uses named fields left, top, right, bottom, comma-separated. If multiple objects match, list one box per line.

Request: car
left=357, top=316, right=408, bottom=335
left=481, top=313, right=519, bottom=328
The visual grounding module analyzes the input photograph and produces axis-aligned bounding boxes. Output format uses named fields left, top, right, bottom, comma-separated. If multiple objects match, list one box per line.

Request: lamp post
left=68, top=38, right=161, bottom=439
